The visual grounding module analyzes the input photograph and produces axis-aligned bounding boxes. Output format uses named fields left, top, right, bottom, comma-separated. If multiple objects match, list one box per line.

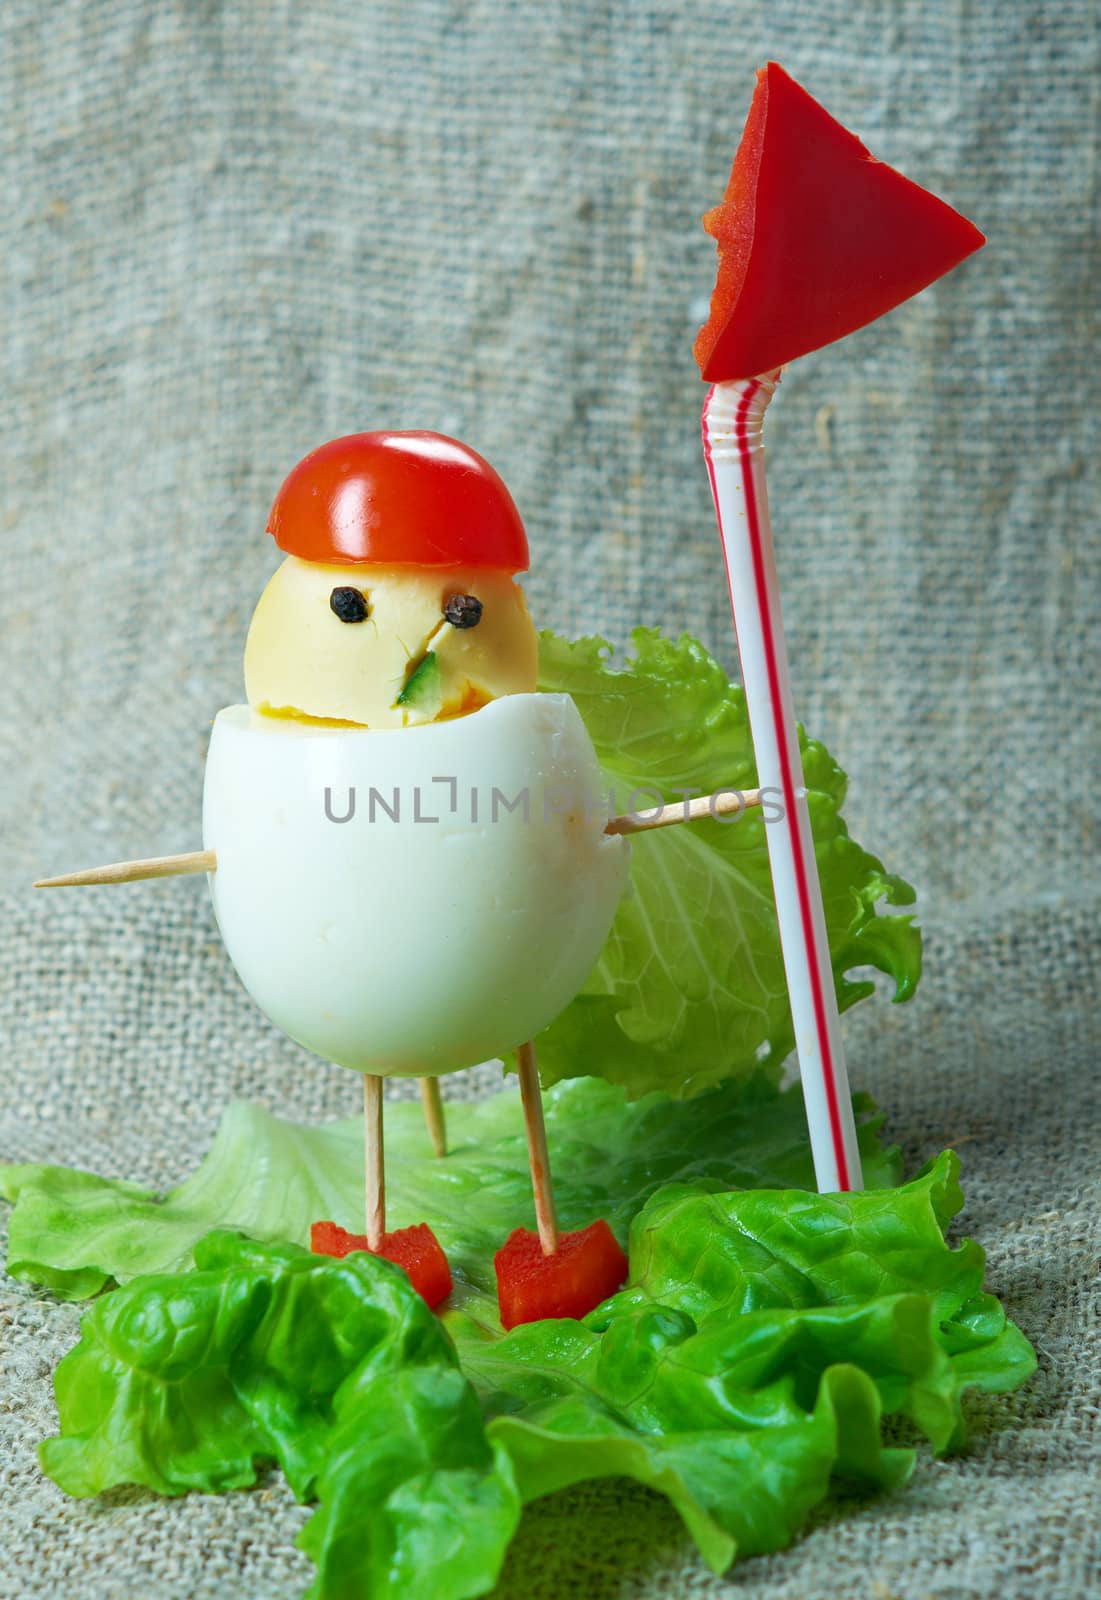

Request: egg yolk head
left=244, top=557, right=538, bottom=728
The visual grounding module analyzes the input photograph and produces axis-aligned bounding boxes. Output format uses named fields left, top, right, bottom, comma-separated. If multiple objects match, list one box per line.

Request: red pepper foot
left=310, top=1220, right=453, bottom=1311
left=494, top=1219, right=629, bottom=1331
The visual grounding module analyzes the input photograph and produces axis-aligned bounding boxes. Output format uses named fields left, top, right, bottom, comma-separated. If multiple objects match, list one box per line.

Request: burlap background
left=2, top=2, right=1098, bottom=1596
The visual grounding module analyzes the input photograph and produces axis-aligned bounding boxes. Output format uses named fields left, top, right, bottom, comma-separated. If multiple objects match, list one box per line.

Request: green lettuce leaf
left=454, top=1152, right=1034, bottom=1573
left=31, top=1142, right=1034, bottom=1599
left=535, top=629, right=922, bottom=1097
left=42, top=1230, right=521, bottom=1600
left=0, top=1074, right=898, bottom=1303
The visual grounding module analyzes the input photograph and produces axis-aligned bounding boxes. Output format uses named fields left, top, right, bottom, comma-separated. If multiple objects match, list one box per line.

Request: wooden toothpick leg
left=420, top=1076, right=447, bottom=1158
left=516, top=1040, right=559, bottom=1256
left=363, top=1074, right=385, bottom=1250
left=34, top=849, right=217, bottom=888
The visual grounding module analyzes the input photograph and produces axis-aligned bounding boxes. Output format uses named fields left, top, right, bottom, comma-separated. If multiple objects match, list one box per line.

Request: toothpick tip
left=31, top=850, right=216, bottom=888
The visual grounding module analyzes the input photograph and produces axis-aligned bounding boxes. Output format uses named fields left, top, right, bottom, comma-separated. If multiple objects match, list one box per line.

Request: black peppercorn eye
left=443, top=593, right=483, bottom=629
left=329, top=586, right=369, bottom=623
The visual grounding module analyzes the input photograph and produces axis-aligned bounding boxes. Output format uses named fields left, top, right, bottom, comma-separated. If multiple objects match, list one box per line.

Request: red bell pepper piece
left=695, top=62, right=985, bottom=382
left=494, top=1220, right=629, bottom=1331
left=310, top=1219, right=453, bottom=1311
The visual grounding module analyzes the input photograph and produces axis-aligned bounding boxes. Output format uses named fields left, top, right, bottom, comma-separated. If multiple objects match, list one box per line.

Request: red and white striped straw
left=701, top=374, right=862, bottom=1193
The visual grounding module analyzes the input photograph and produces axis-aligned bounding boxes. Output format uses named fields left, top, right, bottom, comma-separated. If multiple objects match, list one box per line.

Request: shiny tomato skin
left=268, top=431, right=529, bottom=571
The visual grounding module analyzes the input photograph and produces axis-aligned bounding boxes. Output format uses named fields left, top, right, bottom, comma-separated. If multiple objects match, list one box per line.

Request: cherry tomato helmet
left=267, top=431, right=530, bottom=571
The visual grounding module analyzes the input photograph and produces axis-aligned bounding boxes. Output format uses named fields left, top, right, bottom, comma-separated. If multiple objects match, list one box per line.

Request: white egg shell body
left=202, top=693, right=629, bottom=1077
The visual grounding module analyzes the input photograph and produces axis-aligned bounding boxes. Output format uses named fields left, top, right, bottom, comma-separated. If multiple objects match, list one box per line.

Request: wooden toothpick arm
left=605, top=787, right=761, bottom=836
left=32, top=785, right=756, bottom=887
left=34, top=849, right=217, bottom=888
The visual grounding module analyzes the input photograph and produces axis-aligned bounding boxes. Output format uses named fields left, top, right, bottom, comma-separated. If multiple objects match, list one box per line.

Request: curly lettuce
left=41, top=1232, right=521, bottom=1600
left=29, top=1134, right=1034, bottom=1599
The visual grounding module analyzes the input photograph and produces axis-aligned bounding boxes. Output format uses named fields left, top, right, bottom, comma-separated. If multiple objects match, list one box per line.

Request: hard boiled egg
left=203, top=692, right=629, bottom=1076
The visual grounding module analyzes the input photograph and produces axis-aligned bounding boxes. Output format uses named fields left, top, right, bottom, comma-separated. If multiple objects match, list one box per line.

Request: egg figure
left=206, top=433, right=629, bottom=1082
left=37, top=431, right=671, bottom=1323
left=217, top=432, right=638, bottom=1310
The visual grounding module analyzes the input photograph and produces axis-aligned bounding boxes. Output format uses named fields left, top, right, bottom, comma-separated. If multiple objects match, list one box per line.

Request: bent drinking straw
left=702, top=371, right=862, bottom=1192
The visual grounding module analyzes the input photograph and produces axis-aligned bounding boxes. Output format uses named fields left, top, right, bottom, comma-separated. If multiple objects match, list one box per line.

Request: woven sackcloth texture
left=2, top=2, right=1098, bottom=1597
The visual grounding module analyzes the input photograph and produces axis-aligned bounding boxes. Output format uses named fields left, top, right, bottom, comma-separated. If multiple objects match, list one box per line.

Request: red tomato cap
left=268, top=431, right=530, bottom=571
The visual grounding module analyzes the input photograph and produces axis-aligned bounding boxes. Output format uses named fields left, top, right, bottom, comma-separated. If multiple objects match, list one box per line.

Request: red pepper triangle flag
left=695, top=61, right=986, bottom=382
